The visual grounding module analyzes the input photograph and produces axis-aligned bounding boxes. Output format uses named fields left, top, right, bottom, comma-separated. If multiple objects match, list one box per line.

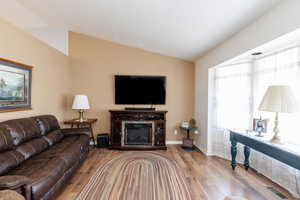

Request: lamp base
left=76, top=110, right=87, bottom=122
left=271, top=112, right=282, bottom=144
left=270, top=135, right=282, bottom=144
left=75, top=119, right=88, bottom=122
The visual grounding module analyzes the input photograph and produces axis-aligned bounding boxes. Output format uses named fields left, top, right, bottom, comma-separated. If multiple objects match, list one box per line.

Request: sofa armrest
left=0, top=176, right=30, bottom=190
left=61, top=127, right=91, bottom=136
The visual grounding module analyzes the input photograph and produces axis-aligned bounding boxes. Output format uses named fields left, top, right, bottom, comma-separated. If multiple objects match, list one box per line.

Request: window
left=210, top=46, right=300, bottom=198
left=214, top=63, right=251, bottom=130
left=213, top=46, right=300, bottom=144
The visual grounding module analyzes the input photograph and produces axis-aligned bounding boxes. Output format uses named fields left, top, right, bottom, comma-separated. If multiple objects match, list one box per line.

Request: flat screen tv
left=115, top=75, right=166, bottom=105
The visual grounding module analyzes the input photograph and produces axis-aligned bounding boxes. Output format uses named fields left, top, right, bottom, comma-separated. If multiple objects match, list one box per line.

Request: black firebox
left=124, top=123, right=152, bottom=145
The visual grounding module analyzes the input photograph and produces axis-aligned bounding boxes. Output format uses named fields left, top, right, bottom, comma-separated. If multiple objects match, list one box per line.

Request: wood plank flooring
left=57, top=145, right=298, bottom=200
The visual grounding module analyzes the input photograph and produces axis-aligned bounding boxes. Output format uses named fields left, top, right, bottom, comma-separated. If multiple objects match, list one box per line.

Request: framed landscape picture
left=0, top=58, right=32, bottom=112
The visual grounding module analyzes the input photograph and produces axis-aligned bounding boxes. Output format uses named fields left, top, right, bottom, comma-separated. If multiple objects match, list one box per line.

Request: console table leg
left=244, top=146, right=251, bottom=170
left=230, top=139, right=237, bottom=170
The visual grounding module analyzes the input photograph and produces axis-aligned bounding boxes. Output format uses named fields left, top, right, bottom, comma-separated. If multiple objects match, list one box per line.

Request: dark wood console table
left=230, top=130, right=300, bottom=171
left=109, top=110, right=167, bottom=150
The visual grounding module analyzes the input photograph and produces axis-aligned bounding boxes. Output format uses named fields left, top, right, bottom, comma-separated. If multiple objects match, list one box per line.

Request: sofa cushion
left=16, top=138, right=49, bottom=160
left=58, top=135, right=89, bottom=167
left=38, top=135, right=89, bottom=168
left=32, top=115, right=60, bottom=135
left=0, top=151, right=25, bottom=175
left=8, top=155, right=67, bottom=200
left=0, top=175, right=31, bottom=190
left=34, top=135, right=89, bottom=169
left=0, top=126, right=14, bottom=153
left=43, top=129, right=64, bottom=146
left=59, top=144, right=82, bottom=168
left=30, top=160, right=67, bottom=200
left=1, top=118, right=41, bottom=146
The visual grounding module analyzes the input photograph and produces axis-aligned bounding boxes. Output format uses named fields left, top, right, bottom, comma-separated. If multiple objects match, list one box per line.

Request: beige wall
left=69, top=32, right=195, bottom=141
left=0, top=19, right=72, bottom=123
left=0, top=19, right=194, bottom=141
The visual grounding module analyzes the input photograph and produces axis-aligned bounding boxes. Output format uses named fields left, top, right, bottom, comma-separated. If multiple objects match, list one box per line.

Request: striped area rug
left=76, top=151, right=192, bottom=200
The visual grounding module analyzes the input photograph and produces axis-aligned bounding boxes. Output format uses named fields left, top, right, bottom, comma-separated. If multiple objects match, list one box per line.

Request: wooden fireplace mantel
left=109, top=110, right=167, bottom=150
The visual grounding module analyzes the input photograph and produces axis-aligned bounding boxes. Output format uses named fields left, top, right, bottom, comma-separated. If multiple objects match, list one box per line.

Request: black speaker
left=97, top=134, right=109, bottom=148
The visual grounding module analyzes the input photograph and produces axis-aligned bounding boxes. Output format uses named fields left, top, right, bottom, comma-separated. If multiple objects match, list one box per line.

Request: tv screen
left=115, top=75, right=166, bottom=105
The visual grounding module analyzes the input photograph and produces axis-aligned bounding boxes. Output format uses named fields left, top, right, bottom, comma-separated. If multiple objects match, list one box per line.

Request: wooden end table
left=64, top=118, right=98, bottom=146
left=180, top=126, right=197, bottom=150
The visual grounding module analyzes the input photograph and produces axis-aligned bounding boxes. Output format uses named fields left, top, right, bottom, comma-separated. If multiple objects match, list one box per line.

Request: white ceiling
left=3, top=0, right=282, bottom=61
left=0, top=0, right=69, bottom=55
left=222, top=27, right=300, bottom=65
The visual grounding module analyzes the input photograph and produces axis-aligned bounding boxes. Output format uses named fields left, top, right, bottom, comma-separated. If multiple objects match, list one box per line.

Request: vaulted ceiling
left=2, top=0, right=281, bottom=61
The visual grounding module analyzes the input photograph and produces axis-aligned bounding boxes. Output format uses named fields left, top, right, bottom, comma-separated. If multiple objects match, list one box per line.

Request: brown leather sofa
left=0, top=115, right=90, bottom=200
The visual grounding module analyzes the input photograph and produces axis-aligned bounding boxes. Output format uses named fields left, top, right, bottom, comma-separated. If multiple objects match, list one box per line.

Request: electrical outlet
left=174, top=129, right=178, bottom=135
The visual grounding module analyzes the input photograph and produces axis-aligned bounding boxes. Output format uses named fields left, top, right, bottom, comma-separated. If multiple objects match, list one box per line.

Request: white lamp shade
left=72, top=95, right=90, bottom=110
left=258, top=85, right=300, bottom=113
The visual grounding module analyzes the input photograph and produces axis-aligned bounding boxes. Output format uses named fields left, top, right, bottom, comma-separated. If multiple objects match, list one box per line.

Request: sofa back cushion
left=43, top=130, right=64, bottom=146
left=0, top=126, right=25, bottom=175
left=16, top=138, right=49, bottom=159
left=0, top=151, right=25, bottom=175
left=0, top=115, right=62, bottom=175
left=1, top=118, right=41, bottom=146
left=32, top=115, right=60, bottom=135
left=0, top=126, right=14, bottom=153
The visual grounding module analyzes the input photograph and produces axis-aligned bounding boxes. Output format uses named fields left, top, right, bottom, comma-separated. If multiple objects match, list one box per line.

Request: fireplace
left=110, top=110, right=167, bottom=150
left=122, top=121, right=154, bottom=147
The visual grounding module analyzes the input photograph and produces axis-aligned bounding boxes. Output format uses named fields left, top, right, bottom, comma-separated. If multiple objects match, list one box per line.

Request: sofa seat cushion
left=37, top=135, right=89, bottom=168
left=8, top=156, right=67, bottom=200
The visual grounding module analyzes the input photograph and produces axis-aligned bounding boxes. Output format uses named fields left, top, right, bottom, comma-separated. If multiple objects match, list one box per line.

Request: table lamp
left=72, top=95, right=90, bottom=122
left=258, top=85, right=299, bottom=143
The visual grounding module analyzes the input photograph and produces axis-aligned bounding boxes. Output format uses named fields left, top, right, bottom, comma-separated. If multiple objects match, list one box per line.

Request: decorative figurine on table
left=180, top=118, right=199, bottom=150
left=253, top=116, right=268, bottom=137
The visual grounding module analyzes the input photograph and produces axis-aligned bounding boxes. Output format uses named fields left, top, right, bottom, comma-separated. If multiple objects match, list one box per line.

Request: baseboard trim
left=194, top=143, right=209, bottom=155
left=166, top=141, right=182, bottom=145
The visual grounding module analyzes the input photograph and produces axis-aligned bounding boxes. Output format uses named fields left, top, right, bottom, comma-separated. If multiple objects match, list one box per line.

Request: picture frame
left=253, top=117, right=268, bottom=137
left=0, top=58, right=32, bottom=113
left=181, top=121, right=189, bottom=128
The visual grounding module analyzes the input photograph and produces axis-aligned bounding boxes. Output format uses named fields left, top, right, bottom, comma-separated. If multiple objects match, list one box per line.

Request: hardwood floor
left=57, top=145, right=298, bottom=200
